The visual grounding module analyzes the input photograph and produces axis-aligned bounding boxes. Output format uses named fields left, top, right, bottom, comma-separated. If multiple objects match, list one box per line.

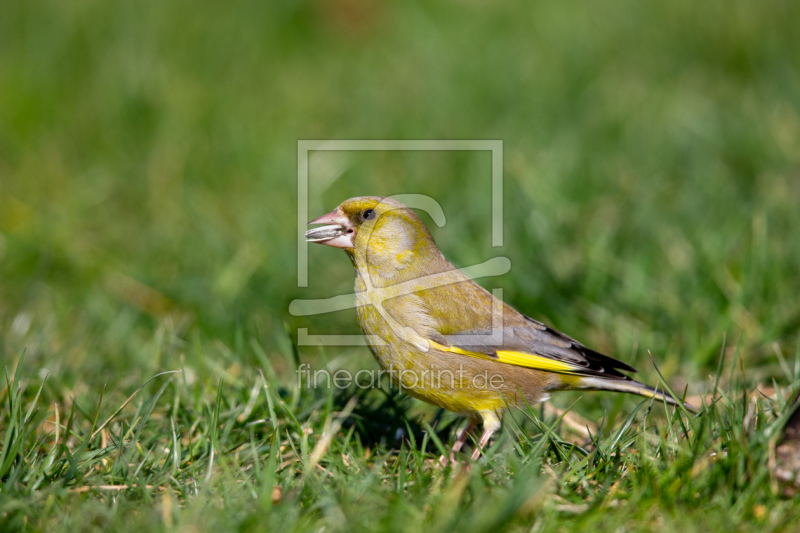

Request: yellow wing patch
left=427, top=340, right=585, bottom=375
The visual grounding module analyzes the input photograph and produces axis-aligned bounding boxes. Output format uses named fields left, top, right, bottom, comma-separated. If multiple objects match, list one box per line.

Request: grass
left=2, top=0, right=800, bottom=531
left=2, top=343, right=800, bottom=532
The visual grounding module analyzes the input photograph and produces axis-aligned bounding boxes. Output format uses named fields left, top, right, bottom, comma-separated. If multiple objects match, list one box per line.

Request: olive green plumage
left=306, top=196, right=696, bottom=459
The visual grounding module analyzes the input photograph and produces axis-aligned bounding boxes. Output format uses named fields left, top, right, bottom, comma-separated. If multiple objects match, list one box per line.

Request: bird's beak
left=305, top=210, right=355, bottom=248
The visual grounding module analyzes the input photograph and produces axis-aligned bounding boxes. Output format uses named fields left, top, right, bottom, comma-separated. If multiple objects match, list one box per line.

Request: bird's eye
left=361, top=209, right=376, bottom=221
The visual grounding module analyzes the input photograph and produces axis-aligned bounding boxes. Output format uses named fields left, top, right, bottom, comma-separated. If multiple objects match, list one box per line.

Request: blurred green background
left=2, top=0, right=800, bottom=407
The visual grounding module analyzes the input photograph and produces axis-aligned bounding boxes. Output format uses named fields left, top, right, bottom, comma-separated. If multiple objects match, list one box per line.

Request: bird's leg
left=471, top=410, right=502, bottom=460
left=439, top=420, right=477, bottom=467
left=470, top=427, right=496, bottom=460
left=451, top=420, right=477, bottom=454
left=450, top=420, right=477, bottom=464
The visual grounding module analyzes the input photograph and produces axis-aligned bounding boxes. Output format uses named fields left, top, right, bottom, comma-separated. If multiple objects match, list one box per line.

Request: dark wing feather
left=437, top=315, right=637, bottom=380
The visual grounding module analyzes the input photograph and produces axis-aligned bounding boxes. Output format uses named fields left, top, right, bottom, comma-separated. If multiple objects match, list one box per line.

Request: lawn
left=1, top=0, right=800, bottom=531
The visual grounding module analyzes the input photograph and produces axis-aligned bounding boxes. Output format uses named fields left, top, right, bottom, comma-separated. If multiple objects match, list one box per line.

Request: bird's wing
left=426, top=315, right=638, bottom=380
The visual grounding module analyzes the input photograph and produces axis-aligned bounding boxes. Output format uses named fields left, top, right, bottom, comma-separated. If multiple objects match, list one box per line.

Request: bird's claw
left=438, top=453, right=458, bottom=468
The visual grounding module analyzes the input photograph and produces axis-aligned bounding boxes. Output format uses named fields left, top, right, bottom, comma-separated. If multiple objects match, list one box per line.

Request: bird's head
left=305, top=196, right=442, bottom=274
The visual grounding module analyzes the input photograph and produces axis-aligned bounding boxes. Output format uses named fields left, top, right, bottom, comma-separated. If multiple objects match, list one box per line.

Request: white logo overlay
left=292, top=140, right=507, bottom=389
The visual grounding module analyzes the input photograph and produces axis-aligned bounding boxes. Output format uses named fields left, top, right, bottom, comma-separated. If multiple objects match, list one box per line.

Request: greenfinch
left=305, top=196, right=696, bottom=461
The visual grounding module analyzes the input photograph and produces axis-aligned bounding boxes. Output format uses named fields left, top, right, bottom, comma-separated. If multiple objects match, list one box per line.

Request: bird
left=305, top=196, right=697, bottom=463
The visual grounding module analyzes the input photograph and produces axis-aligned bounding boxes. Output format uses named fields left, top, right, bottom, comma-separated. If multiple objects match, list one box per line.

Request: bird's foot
left=438, top=452, right=459, bottom=468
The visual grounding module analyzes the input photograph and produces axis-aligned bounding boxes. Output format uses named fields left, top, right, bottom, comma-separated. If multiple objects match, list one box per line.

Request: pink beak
left=305, top=210, right=355, bottom=248
left=307, top=210, right=339, bottom=225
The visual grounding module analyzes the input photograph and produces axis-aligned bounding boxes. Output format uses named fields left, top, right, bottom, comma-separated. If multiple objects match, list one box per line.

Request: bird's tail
left=578, top=376, right=699, bottom=413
